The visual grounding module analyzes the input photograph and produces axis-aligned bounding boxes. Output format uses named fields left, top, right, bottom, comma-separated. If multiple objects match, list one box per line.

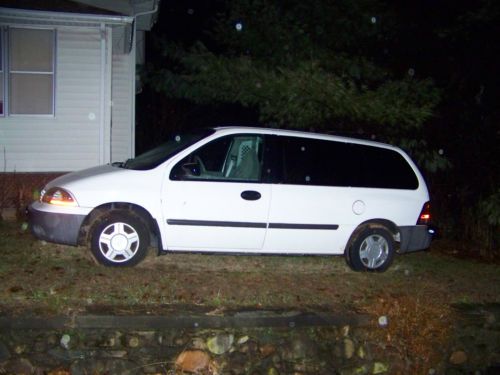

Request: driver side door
left=162, top=134, right=271, bottom=251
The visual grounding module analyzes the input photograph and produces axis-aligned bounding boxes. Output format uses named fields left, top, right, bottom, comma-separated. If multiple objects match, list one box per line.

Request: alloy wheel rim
left=359, top=234, right=389, bottom=269
left=98, top=222, right=140, bottom=263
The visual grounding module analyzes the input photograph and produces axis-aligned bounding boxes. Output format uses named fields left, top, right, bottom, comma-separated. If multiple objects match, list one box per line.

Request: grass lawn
left=1, top=220, right=498, bottom=315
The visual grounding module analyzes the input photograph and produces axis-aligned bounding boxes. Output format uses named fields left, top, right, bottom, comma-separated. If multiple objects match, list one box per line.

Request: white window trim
left=1, top=26, right=57, bottom=117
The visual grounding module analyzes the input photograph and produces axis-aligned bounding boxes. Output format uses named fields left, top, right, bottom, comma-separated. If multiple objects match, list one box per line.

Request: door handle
left=241, top=190, right=261, bottom=201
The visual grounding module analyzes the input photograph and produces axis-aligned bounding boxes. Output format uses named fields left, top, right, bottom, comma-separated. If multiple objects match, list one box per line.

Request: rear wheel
left=347, top=227, right=395, bottom=272
left=90, top=212, right=149, bottom=267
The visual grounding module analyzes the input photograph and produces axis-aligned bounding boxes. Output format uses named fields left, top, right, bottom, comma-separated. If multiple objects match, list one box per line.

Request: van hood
left=46, top=164, right=127, bottom=189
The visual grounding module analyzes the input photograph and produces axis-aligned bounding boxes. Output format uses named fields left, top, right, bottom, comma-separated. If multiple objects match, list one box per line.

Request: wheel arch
left=344, top=218, right=399, bottom=258
left=78, top=202, right=162, bottom=251
left=344, top=219, right=398, bottom=272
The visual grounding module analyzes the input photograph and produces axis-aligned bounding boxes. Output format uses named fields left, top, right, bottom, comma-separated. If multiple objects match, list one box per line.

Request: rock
left=344, top=338, right=355, bottom=359
left=174, top=334, right=190, bottom=346
left=136, top=330, right=156, bottom=342
left=286, top=337, right=315, bottom=360
left=378, top=316, right=388, bottom=327
left=60, top=334, right=71, bottom=350
left=127, top=336, right=140, bottom=348
left=357, top=345, right=366, bottom=359
left=101, top=336, right=116, bottom=348
left=341, top=325, right=350, bottom=337
left=373, top=362, right=389, bottom=374
left=240, top=339, right=259, bottom=355
left=158, top=331, right=177, bottom=346
left=237, top=335, right=250, bottom=345
left=449, top=350, right=468, bottom=365
left=207, top=333, right=234, bottom=355
left=260, top=343, right=276, bottom=358
left=175, top=350, right=211, bottom=373
left=192, top=337, right=207, bottom=350
left=14, top=344, right=27, bottom=354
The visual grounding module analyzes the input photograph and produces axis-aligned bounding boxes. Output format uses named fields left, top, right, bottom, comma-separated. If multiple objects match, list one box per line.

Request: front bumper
left=28, top=203, right=86, bottom=246
left=399, top=225, right=433, bottom=253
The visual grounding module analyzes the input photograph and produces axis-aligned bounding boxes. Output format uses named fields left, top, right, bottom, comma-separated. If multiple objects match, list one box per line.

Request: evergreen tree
left=146, top=0, right=446, bottom=170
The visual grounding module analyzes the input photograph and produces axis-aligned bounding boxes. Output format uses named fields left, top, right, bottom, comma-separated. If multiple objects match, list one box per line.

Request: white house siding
left=0, top=27, right=103, bottom=172
left=111, top=46, right=134, bottom=163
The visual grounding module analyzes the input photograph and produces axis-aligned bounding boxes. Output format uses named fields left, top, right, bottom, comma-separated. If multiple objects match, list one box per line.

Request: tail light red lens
left=417, top=201, right=431, bottom=225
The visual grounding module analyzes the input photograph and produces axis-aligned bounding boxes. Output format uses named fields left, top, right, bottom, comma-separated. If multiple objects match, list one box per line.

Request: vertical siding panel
left=111, top=40, right=134, bottom=163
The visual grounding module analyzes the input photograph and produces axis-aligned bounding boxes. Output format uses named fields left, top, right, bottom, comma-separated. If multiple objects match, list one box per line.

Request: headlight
left=41, top=187, right=78, bottom=207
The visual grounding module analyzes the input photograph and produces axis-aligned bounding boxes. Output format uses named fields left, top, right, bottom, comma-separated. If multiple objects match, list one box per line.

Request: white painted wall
left=1, top=27, right=103, bottom=172
left=0, top=24, right=134, bottom=173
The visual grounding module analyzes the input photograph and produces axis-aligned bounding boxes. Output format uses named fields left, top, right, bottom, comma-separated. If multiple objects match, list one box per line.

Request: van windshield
left=121, top=129, right=215, bottom=170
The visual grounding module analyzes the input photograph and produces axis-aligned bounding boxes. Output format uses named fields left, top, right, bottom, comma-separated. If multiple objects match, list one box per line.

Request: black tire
left=90, top=212, right=150, bottom=267
left=347, top=227, right=395, bottom=272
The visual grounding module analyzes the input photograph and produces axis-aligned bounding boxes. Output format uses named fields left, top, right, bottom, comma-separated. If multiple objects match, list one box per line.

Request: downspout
left=130, top=21, right=136, bottom=157
left=99, top=23, right=106, bottom=164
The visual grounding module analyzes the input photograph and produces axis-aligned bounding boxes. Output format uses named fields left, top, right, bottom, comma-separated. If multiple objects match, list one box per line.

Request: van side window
left=281, top=136, right=418, bottom=189
left=357, top=144, right=419, bottom=189
left=170, top=134, right=264, bottom=182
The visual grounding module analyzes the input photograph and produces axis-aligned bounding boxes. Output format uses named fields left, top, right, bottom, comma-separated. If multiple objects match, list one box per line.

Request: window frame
left=1, top=26, right=56, bottom=117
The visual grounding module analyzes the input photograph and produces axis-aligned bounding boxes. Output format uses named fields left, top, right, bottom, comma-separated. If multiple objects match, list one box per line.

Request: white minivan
left=28, top=127, right=433, bottom=271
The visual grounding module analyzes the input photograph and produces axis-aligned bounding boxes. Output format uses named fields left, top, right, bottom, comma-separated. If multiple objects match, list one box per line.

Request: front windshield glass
left=123, top=129, right=215, bottom=170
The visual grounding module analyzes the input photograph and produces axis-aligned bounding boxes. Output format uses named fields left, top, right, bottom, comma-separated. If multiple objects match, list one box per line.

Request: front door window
left=171, top=134, right=263, bottom=182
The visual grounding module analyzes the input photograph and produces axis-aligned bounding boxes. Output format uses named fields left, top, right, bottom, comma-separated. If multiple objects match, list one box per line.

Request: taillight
left=417, top=201, right=431, bottom=225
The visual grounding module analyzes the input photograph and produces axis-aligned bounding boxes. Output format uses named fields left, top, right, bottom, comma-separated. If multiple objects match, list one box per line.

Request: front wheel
left=347, top=227, right=395, bottom=272
left=90, top=212, right=150, bottom=267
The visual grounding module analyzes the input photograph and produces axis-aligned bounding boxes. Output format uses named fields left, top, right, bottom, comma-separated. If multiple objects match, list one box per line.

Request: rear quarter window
left=281, top=136, right=419, bottom=189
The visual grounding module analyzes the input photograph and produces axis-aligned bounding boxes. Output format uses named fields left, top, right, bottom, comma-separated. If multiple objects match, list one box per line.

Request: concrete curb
left=0, top=310, right=372, bottom=330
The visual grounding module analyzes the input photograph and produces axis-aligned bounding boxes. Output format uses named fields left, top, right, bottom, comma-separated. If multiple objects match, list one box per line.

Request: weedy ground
left=0, top=220, right=499, bottom=372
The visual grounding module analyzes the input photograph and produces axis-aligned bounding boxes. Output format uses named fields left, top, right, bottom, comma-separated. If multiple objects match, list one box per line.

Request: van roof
left=211, top=125, right=399, bottom=151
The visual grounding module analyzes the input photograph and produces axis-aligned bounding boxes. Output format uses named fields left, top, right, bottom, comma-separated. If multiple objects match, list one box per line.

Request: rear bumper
left=28, top=203, right=86, bottom=246
left=399, top=225, right=433, bottom=253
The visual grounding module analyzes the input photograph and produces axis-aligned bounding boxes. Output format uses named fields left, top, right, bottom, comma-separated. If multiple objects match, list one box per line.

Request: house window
left=7, top=28, right=55, bottom=115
